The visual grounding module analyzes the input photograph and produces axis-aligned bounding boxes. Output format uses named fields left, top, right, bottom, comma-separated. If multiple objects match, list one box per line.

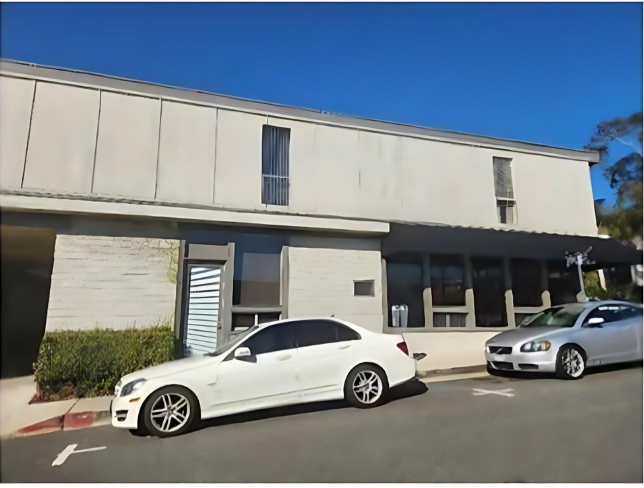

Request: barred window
left=493, top=157, right=517, bottom=224
left=262, top=125, right=290, bottom=206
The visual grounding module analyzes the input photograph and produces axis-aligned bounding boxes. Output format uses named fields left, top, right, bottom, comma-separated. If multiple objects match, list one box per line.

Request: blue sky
left=1, top=2, right=641, bottom=205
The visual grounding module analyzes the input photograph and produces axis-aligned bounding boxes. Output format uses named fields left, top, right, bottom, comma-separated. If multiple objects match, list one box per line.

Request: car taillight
left=396, top=341, right=409, bottom=356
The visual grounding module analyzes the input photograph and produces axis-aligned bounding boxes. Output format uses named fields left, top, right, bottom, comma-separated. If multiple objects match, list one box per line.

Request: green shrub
left=33, top=325, right=175, bottom=401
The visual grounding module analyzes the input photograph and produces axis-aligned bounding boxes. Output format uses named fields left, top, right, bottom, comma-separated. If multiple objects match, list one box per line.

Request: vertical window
left=430, top=254, right=466, bottom=306
left=511, top=259, right=543, bottom=307
left=433, top=313, right=466, bottom=328
left=386, top=261, right=425, bottom=328
left=231, top=233, right=285, bottom=335
left=262, top=125, right=290, bottom=206
left=472, top=258, right=507, bottom=327
left=547, top=263, right=578, bottom=306
left=493, top=157, right=517, bottom=224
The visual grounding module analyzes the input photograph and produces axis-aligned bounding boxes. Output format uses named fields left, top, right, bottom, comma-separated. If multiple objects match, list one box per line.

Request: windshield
left=205, top=326, right=258, bottom=357
left=520, top=304, right=587, bottom=328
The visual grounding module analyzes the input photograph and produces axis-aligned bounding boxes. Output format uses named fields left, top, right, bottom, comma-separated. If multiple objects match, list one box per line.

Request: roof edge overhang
left=0, top=58, right=600, bottom=164
left=383, top=222, right=642, bottom=268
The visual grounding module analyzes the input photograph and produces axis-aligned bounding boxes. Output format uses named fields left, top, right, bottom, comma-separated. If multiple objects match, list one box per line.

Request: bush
left=584, top=271, right=642, bottom=303
left=33, top=325, right=175, bottom=401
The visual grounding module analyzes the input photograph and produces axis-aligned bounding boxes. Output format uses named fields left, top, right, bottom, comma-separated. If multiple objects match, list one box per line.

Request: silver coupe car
left=485, top=300, right=643, bottom=379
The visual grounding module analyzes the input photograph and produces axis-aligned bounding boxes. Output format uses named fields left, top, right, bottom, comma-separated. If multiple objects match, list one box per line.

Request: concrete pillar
left=598, top=269, right=607, bottom=290
left=540, top=260, right=551, bottom=308
left=381, top=258, right=389, bottom=330
left=421, top=254, right=432, bottom=328
left=503, top=258, right=516, bottom=328
left=464, top=255, right=476, bottom=327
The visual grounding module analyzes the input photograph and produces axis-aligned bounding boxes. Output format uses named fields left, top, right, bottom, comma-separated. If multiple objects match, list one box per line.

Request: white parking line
left=52, top=444, right=107, bottom=466
left=472, top=388, right=514, bottom=397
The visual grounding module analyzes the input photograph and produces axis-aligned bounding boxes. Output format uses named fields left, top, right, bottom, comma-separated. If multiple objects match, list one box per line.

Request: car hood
left=487, top=327, right=572, bottom=346
left=120, top=354, right=220, bottom=384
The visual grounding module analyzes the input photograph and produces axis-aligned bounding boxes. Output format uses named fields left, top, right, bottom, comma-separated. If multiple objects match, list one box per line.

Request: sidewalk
left=0, top=376, right=113, bottom=439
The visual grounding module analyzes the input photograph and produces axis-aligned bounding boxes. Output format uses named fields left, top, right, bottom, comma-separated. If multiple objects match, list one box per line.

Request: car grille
left=489, top=346, right=512, bottom=355
left=518, top=364, right=539, bottom=370
left=492, top=361, right=514, bottom=370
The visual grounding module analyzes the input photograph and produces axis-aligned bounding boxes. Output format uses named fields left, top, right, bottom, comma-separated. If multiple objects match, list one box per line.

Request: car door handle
left=276, top=354, right=292, bottom=361
left=338, top=344, right=351, bottom=350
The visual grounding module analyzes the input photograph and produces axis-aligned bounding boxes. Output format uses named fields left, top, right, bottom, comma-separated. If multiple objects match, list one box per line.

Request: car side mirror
left=234, top=347, right=252, bottom=358
left=584, top=317, right=604, bottom=328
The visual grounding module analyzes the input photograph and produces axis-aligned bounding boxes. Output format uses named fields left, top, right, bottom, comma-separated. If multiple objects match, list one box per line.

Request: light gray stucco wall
left=0, top=76, right=34, bottom=189
left=45, top=235, right=179, bottom=330
left=0, top=73, right=598, bottom=237
left=287, top=246, right=384, bottom=333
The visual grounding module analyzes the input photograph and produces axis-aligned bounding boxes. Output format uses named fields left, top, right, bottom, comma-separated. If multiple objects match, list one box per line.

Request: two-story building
left=1, top=59, right=640, bottom=378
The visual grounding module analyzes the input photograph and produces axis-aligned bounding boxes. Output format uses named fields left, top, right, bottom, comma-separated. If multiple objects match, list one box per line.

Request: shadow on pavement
left=190, top=379, right=428, bottom=434
left=485, top=360, right=642, bottom=381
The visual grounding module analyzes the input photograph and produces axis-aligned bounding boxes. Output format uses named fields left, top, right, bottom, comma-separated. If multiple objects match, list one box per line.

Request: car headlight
left=520, top=341, right=551, bottom=352
left=120, top=379, right=146, bottom=397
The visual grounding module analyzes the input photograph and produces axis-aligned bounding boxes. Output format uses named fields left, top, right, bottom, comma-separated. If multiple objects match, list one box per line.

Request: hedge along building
left=0, top=59, right=641, bottom=379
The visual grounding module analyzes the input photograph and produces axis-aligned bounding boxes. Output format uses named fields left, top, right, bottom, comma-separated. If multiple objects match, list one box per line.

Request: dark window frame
left=354, top=280, right=375, bottom=297
left=511, top=259, right=543, bottom=307
left=262, top=125, right=291, bottom=206
left=493, top=156, right=517, bottom=225
left=430, top=254, right=466, bottom=306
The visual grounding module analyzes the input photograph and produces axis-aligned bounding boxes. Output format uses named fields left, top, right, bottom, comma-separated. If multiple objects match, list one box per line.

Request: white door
left=184, top=264, right=222, bottom=355
left=210, top=323, right=299, bottom=413
left=580, top=305, right=639, bottom=364
left=294, top=320, right=361, bottom=395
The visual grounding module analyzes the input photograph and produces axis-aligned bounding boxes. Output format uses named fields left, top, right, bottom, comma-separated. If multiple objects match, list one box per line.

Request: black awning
left=382, top=223, right=642, bottom=269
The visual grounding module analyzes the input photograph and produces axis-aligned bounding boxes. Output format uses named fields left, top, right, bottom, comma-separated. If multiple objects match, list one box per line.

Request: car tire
left=344, top=364, right=389, bottom=409
left=141, top=386, right=199, bottom=438
left=555, top=345, right=586, bottom=380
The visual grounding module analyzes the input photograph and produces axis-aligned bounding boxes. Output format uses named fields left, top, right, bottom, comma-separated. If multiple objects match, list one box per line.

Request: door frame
left=175, top=242, right=235, bottom=357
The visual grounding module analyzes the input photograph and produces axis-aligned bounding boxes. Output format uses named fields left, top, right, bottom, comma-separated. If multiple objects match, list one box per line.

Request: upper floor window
left=262, top=125, right=290, bottom=206
left=493, top=157, right=517, bottom=224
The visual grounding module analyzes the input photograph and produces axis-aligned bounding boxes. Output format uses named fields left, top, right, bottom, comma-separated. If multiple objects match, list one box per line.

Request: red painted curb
left=63, top=411, right=111, bottom=431
left=17, top=415, right=64, bottom=437
left=14, top=411, right=112, bottom=437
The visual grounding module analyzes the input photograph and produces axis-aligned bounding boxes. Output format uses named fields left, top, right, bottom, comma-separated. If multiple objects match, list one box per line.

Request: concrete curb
left=418, top=364, right=487, bottom=378
left=6, top=368, right=489, bottom=439
left=13, top=410, right=111, bottom=438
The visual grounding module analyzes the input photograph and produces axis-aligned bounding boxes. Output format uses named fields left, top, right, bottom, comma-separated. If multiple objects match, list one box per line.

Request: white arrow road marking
left=472, top=388, right=515, bottom=397
left=52, top=444, right=107, bottom=466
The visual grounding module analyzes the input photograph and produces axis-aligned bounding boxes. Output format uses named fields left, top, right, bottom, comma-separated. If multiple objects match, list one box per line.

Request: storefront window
left=233, top=234, right=283, bottom=306
left=547, top=264, right=578, bottom=305
left=511, top=259, right=543, bottom=307
left=430, top=254, right=466, bottom=306
left=472, top=258, right=507, bottom=327
left=386, top=261, right=425, bottom=328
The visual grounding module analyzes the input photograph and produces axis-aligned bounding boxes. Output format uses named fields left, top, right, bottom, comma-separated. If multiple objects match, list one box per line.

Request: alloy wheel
left=563, top=348, right=584, bottom=378
left=352, top=370, right=383, bottom=404
left=150, top=393, right=191, bottom=433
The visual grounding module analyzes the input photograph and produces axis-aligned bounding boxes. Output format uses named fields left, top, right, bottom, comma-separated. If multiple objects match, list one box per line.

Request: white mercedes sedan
left=485, top=300, right=643, bottom=380
left=111, top=318, right=417, bottom=437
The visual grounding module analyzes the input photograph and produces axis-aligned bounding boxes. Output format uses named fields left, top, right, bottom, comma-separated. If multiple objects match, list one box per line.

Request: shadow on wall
left=0, top=225, right=55, bottom=379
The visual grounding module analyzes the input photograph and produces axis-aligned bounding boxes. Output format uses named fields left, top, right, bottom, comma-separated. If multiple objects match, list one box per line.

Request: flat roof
left=0, top=58, right=600, bottom=163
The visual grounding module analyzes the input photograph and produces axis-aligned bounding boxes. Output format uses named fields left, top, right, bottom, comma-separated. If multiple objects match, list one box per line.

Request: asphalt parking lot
left=1, top=363, right=641, bottom=483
